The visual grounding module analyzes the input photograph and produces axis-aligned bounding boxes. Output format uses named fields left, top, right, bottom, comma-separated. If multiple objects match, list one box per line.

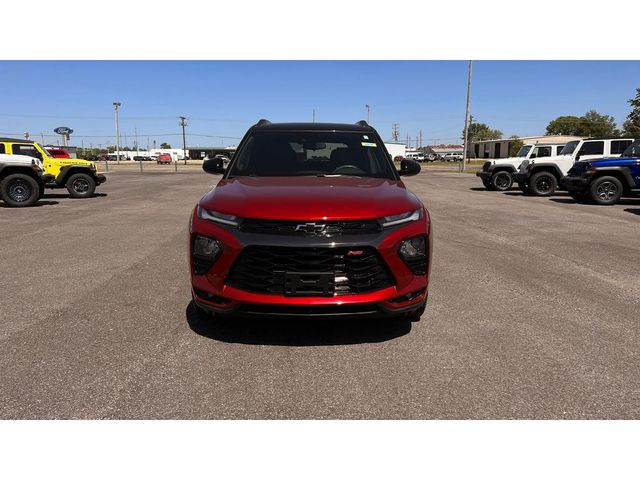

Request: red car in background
left=157, top=153, right=172, bottom=164
left=46, top=148, right=70, bottom=158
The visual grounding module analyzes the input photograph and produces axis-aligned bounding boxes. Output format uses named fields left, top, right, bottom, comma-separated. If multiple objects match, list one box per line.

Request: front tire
left=66, top=173, right=96, bottom=198
left=527, top=171, right=558, bottom=196
left=491, top=171, right=513, bottom=191
left=482, top=178, right=492, bottom=189
left=589, top=176, right=623, bottom=205
left=0, top=173, right=40, bottom=207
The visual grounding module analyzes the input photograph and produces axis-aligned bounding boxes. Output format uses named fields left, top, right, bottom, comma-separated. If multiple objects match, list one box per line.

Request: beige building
left=469, top=135, right=582, bottom=159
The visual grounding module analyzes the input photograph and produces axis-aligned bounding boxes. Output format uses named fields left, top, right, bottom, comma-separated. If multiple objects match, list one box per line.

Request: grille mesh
left=226, top=246, right=394, bottom=296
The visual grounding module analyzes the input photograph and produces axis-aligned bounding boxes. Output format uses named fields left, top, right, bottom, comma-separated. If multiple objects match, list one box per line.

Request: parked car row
left=401, top=152, right=463, bottom=163
left=476, top=137, right=640, bottom=205
left=0, top=138, right=106, bottom=207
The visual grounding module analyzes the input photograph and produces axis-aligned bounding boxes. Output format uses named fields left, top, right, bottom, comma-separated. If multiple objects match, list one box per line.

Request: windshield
left=227, top=131, right=396, bottom=179
left=560, top=141, right=579, bottom=155
left=622, top=139, right=640, bottom=157
left=516, top=145, right=532, bottom=157
left=34, top=142, right=54, bottom=159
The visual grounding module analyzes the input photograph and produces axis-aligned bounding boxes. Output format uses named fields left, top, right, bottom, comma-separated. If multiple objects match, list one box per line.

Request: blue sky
left=0, top=61, right=638, bottom=148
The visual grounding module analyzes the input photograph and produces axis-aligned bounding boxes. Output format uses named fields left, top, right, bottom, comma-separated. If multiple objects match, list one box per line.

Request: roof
left=251, top=121, right=374, bottom=132
left=0, top=137, right=35, bottom=143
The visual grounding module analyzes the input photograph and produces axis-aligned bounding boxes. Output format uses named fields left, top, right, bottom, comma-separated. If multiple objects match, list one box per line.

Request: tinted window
left=228, top=131, right=396, bottom=179
left=0, top=144, right=4, bottom=154
left=578, top=141, right=604, bottom=156
left=611, top=140, right=632, bottom=155
left=622, top=139, right=640, bottom=157
left=555, top=145, right=565, bottom=155
left=533, top=146, right=552, bottom=158
left=12, top=144, right=42, bottom=160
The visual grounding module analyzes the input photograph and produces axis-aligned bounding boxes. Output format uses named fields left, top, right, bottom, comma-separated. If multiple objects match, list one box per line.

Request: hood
left=198, top=176, right=422, bottom=221
left=53, top=157, right=95, bottom=168
left=589, top=156, right=640, bottom=166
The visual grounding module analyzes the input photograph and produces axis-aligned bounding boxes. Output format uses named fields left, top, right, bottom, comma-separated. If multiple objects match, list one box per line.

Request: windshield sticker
left=361, top=142, right=377, bottom=147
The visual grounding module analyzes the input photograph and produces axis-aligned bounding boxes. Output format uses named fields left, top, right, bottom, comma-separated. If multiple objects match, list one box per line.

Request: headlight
left=381, top=209, right=421, bottom=228
left=398, top=235, right=427, bottom=275
left=197, top=206, right=240, bottom=226
left=192, top=234, right=221, bottom=275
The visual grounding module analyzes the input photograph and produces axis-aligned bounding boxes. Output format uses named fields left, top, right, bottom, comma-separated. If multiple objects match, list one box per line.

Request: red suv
left=189, top=120, right=432, bottom=321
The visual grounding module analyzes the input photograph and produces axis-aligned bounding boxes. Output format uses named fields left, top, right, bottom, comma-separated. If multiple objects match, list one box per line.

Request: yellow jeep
left=0, top=138, right=106, bottom=198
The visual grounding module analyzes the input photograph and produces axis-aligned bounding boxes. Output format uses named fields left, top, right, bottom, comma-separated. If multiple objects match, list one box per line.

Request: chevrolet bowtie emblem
left=295, top=223, right=327, bottom=234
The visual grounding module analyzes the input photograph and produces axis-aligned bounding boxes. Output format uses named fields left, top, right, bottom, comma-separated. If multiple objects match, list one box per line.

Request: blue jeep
left=563, top=139, right=640, bottom=205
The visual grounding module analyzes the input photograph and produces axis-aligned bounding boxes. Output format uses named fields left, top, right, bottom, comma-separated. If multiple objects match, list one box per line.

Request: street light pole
left=461, top=60, right=473, bottom=173
left=365, top=104, right=371, bottom=124
left=113, top=101, right=121, bottom=165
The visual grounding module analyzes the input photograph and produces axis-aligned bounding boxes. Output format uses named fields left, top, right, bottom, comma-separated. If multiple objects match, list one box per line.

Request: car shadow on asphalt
left=185, top=302, right=412, bottom=346
left=624, top=208, right=640, bottom=215
left=1, top=200, right=60, bottom=208
left=43, top=192, right=108, bottom=199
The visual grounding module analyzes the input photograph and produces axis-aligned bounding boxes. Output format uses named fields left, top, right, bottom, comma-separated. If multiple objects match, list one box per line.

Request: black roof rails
left=255, top=119, right=271, bottom=127
left=355, top=120, right=369, bottom=127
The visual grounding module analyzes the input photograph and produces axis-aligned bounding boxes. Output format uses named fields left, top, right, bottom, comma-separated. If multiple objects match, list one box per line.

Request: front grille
left=238, top=219, right=382, bottom=237
left=226, top=246, right=395, bottom=296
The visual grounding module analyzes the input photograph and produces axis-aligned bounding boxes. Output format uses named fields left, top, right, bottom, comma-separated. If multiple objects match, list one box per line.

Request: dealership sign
left=54, top=126, right=74, bottom=135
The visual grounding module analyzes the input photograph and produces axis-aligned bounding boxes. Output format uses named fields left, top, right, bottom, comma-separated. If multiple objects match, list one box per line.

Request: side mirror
left=575, top=154, right=581, bottom=161
left=399, top=159, right=421, bottom=177
left=203, top=157, right=225, bottom=175
left=530, top=153, right=537, bottom=159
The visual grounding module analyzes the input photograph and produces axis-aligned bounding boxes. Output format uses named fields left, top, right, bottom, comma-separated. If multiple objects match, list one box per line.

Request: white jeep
left=476, top=143, right=565, bottom=191
left=0, top=153, right=49, bottom=207
left=513, top=137, right=635, bottom=196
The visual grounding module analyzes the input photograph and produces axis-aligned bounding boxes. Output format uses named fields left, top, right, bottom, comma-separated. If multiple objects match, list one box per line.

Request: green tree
left=546, top=110, right=618, bottom=137
left=623, top=87, right=640, bottom=137
left=582, top=110, right=618, bottom=137
left=509, top=138, right=524, bottom=157
left=464, top=118, right=503, bottom=141
left=160, top=142, right=172, bottom=149
left=545, top=115, right=583, bottom=135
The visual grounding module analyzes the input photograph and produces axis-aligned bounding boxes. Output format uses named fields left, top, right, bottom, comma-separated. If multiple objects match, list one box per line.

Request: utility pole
left=365, top=104, right=371, bottom=124
left=419, top=130, right=423, bottom=149
left=461, top=60, right=473, bottom=173
left=135, top=126, right=142, bottom=172
left=312, top=109, right=316, bottom=123
left=392, top=123, right=400, bottom=141
left=113, top=101, right=121, bottom=164
left=178, top=116, right=188, bottom=165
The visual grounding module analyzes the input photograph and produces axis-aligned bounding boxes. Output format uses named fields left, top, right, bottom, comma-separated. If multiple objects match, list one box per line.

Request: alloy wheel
left=8, top=179, right=32, bottom=202
left=596, top=181, right=618, bottom=201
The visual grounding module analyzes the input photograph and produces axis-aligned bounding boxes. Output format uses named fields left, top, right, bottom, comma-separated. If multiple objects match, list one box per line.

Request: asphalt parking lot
left=1, top=172, right=639, bottom=419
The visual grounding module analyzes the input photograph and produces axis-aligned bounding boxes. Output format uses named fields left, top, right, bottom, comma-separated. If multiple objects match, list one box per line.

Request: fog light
left=400, top=236, right=426, bottom=258
left=194, top=235, right=221, bottom=257
left=192, top=235, right=221, bottom=275
left=399, top=236, right=427, bottom=275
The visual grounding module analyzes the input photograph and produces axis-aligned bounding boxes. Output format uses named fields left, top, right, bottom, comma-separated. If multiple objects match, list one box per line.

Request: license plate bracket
left=283, top=272, right=335, bottom=297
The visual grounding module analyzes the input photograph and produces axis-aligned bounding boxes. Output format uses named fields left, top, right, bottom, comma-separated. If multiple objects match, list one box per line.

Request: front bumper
left=96, top=174, right=107, bottom=185
left=512, top=172, right=528, bottom=184
left=561, top=175, right=590, bottom=191
left=189, top=209, right=432, bottom=318
left=476, top=170, right=491, bottom=179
